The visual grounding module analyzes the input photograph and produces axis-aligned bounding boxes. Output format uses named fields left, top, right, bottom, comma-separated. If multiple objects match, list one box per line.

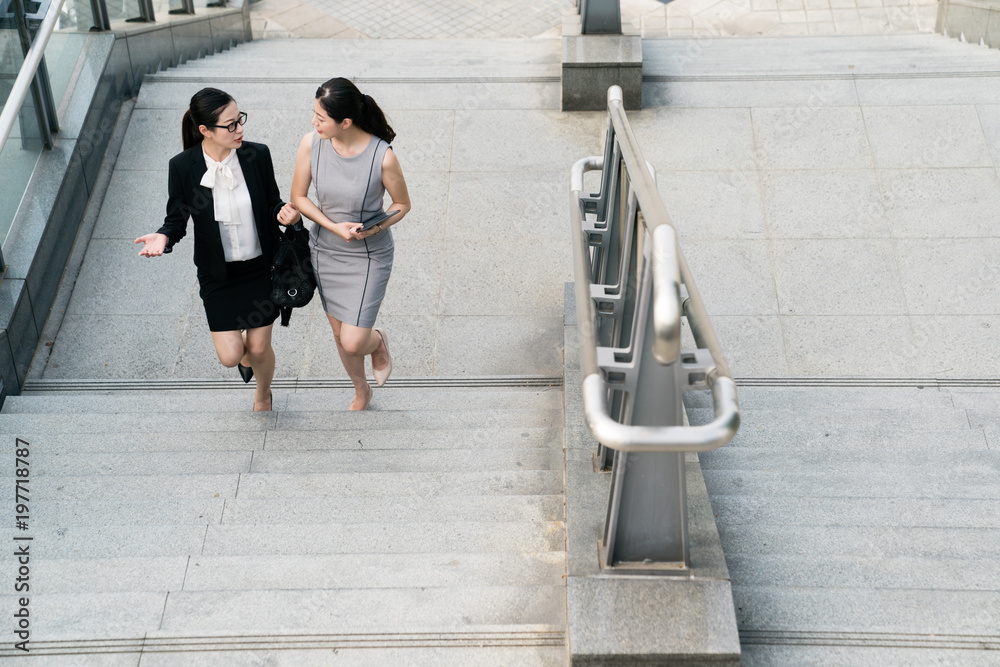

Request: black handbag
left=271, top=221, right=316, bottom=326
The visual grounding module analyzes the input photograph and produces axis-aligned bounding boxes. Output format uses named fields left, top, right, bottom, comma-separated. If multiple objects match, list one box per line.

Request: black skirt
left=198, top=256, right=279, bottom=332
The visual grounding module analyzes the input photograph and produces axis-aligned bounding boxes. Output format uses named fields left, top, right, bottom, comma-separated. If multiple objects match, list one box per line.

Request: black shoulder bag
left=271, top=221, right=315, bottom=326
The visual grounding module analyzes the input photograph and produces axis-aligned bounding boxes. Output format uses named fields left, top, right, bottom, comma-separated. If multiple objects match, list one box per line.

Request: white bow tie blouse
left=201, top=148, right=262, bottom=263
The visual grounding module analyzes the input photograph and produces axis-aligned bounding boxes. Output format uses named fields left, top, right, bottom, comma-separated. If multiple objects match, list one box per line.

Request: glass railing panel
left=104, top=0, right=142, bottom=23
left=42, top=31, right=86, bottom=106
left=0, top=100, right=44, bottom=248
left=0, top=27, right=25, bottom=110
left=54, top=0, right=95, bottom=31
left=148, top=0, right=190, bottom=16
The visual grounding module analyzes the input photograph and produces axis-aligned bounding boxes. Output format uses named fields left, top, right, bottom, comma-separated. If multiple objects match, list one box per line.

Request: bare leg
left=239, top=329, right=250, bottom=368
left=327, top=315, right=385, bottom=410
left=210, top=327, right=274, bottom=411
left=211, top=331, right=246, bottom=368
left=245, top=325, right=275, bottom=411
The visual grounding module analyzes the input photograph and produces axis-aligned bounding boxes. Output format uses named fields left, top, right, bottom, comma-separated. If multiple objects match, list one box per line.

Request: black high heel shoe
left=238, top=363, right=253, bottom=383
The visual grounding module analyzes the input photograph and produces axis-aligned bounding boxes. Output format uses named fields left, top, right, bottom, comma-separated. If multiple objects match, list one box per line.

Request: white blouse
left=201, top=148, right=262, bottom=262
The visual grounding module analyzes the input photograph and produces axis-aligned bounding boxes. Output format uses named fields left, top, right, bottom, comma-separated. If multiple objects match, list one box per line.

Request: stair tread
left=6, top=448, right=560, bottom=476
left=31, top=495, right=564, bottom=526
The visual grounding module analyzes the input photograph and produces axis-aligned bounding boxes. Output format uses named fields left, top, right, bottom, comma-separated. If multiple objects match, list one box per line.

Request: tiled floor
left=250, top=0, right=939, bottom=39
left=642, top=0, right=939, bottom=37
left=252, top=0, right=572, bottom=39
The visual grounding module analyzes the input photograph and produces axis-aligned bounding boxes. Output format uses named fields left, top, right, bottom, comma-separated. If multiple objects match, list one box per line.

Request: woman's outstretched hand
left=278, top=202, right=301, bottom=226
left=135, top=233, right=168, bottom=257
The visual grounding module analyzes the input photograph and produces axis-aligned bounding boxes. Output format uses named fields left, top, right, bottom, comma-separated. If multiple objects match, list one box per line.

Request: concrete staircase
left=11, top=28, right=1000, bottom=665
left=0, top=387, right=567, bottom=664
left=687, top=386, right=1000, bottom=665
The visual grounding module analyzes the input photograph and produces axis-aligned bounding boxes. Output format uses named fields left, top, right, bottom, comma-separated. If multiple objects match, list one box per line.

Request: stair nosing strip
left=22, top=376, right=563, bottom=392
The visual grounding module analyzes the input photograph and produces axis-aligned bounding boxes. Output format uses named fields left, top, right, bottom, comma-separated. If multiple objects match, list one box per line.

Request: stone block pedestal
left=562, top=34, right=642, bottom=111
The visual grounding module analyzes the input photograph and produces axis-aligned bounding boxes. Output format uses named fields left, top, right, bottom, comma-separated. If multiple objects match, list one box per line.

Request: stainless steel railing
left=570, top=85, right=739, bottom=573
left=0, top=0, right=66, bottom=153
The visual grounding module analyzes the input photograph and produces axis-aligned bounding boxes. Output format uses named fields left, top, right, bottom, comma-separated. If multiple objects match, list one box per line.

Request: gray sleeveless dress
left=308, top=131, right=394, bottom=328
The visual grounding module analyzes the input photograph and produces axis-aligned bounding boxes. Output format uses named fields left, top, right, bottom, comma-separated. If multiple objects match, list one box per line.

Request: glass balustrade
left=1, top=0, right=89, bottom=249
left=0, top=19, right=39, bottom=247
left=2, top=0, right=238, bottom=251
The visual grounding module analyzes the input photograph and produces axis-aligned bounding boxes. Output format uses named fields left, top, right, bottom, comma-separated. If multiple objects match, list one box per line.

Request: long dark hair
left=182, top=87, right=235, bottom=150
left=316, top=77, right=395, bottom=144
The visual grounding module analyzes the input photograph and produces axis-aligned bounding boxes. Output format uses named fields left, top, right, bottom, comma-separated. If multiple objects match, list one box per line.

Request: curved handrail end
left=582, top=373, right=739, bottom=453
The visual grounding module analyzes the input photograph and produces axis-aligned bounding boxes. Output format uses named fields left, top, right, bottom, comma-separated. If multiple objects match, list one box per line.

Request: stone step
left=731, top=585, right=1000, bottom=635
left=31, top=494, right=562, bottom=526
left=0, top=407, right=561, bottom=433
left=250, top=448, right=563, bottom=473
left=2, top=426, right=558, bottom=452
left=18, top=525, right=208, bottom=558
left=701, top=469, right=1000, bottom=499
left=700, top=447, right=999, bottom=471
left=965, top=410, right=1000, bottom=427
left=275, top=408, right=563, bottom=431
left=643, top=34, right=1000, bottom=78
left=723, top=553, right=1000, bottom=591
left=6, top=387, right=563, bottom=414
left=263, top=426, right=562, bottom=451
left=150, top=38, right=561, bottom=81
left=0, top=586, right=565, bottom=642
left=686, top=406, right=972, bottom=430
left=25, top=552, right=565, bottom=594
left=683, top=386, right=958, bottom=411
left=738, top=646, right=993, bottom=667
left=718, top=525, right=1000, bottom=560
left=703, top=425, right=988, bottom=450
left=19, top=520, right=564, bottom=559
left=944, top=390, right=1000, bottom=410
left=183, top=551, right=566, bottom=591
left=7, top=447, right=560, bottom=476
left=31, top=498, right=224, bottom=525
left=160, top=586, right=565, bottom=635
left=123, top=645, right=567, bottom=667
left=710, top=495, right=1000, bottom=528
left=200, top=521, right=565, bottom=556
left=235, top=469, right=562, bottom=499
left=6, top=470, right=560, bottom=499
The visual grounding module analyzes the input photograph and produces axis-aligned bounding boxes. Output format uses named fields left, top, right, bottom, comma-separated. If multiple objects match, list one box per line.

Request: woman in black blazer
left=135, top=88, right=299, bottom=411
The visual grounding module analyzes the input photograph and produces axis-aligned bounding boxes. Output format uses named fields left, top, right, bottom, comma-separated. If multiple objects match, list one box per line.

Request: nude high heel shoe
left=373, top=328, right=392, bottom=387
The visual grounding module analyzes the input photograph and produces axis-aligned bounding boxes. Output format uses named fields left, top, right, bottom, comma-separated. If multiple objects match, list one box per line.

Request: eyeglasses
left=206, top=111, right=247, bottom=133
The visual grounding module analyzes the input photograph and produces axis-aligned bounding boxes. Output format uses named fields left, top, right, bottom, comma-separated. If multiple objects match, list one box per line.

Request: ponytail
left=359, top=93, right=396, bottom=144
left=181, top=87, right=236, bottom=150
left=316, top=78, right=395, bottom=144
left=181, top=110, right=200, bottom=151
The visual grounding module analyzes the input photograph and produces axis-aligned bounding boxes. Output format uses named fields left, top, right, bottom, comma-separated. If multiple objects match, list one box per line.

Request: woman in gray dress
left=291, top=78, right=411, bottom=410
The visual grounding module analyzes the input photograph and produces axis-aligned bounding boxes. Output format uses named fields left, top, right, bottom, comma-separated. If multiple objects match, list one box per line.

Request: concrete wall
left=937, top=0, right=1000, bottom=47
left=0, top=7, right=251, bottom=404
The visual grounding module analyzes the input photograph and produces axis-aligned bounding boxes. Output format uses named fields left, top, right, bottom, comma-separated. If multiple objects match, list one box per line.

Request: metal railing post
left=570, top=86, right=740, bottom=574
left=126, top=0, right=155, bottom=22
left=601, top=242, right=689, bottom=569
left=90, top=0, right=111, bottom=30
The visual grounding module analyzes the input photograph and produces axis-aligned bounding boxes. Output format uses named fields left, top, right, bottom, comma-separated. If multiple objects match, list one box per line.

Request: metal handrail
left=570, top=85, right=739, bottom=455
left=0, top=0, right=66, bottom=154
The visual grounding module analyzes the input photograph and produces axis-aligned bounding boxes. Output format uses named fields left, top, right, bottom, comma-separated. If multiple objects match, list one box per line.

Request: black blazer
left=157, top=141, right=286, bottom=281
